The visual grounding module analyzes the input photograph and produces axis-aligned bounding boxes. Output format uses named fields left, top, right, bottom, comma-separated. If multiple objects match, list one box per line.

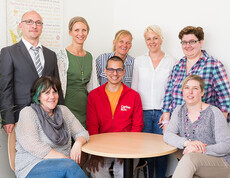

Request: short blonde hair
left=113, top=30, right=133, bottom=52
left=68, top=16, right=89, bottom=32
left=182, top=74, right=205, bottom=92
left=144, top=25, right=163, bottom=39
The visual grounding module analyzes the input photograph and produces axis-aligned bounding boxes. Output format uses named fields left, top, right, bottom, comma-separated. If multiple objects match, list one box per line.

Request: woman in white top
left=131, top=25, right=175, bottom=178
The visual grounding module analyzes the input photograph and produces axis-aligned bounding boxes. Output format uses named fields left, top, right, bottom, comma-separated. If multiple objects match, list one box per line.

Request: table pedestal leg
left=124, top=158, right=133, bottom=178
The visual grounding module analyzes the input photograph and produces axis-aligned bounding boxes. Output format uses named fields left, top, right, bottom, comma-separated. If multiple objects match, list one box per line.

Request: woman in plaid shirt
left=160, top=26, right=230, bottom=132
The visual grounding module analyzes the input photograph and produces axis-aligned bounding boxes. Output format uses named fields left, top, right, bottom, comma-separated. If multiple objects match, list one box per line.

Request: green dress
left=65, top=50, right=92, bottom=128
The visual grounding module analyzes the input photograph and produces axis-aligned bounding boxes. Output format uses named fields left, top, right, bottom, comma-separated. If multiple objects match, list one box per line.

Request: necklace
left=184, top=104, right=202, bottom=138
left=75, top=56, right=85, bottom=82
left=69, top=46, right=86, bottom=82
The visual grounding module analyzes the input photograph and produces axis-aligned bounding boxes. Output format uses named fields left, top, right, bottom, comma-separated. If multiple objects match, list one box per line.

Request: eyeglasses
left=181, top=40, right=199, bottom=46
left=21, top=19, right=43, bottom=26
left=106, top=68, right=124, bottom=74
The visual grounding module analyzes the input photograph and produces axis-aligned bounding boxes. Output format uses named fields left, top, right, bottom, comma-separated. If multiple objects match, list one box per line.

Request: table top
left=82, top=132, right=177, bottom=158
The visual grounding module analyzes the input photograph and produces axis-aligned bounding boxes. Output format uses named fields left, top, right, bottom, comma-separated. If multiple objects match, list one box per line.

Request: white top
left=131, top=53, right=176, bottom=110
left=22, top=38, right=45, bottom=68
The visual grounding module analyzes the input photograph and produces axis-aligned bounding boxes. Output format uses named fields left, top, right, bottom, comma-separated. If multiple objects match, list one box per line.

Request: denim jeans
left=142, top=110, right=168, bottom=178
left=26, top=158, right=87, bottom=178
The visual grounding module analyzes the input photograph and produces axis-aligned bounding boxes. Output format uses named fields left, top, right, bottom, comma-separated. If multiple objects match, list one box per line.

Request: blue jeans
left=143, top=110, right=168, bottom=178
left=26, top=158, right=87, bottom=178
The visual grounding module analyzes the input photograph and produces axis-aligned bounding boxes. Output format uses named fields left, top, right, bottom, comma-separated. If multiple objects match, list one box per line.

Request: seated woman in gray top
left=15, top=76, right=89, bottom=178
left=164, top=74, right=230, bottom=178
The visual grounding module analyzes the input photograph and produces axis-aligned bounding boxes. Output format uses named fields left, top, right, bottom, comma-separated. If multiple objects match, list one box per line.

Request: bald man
left=0, top=11, right=63, bottom=134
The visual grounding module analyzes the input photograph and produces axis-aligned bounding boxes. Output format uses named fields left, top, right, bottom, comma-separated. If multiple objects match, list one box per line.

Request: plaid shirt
left=162, top=50, right=230, bottom=113
left=96, top=53, right=134, bottom=88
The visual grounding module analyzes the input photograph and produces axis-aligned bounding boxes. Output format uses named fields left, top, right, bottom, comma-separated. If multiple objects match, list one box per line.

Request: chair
left=135, top=159, right=148, bottom=178
left=109, top=159, right=148, bottom=178
left=8, top=124, right=17, bottom=172
left=173, top=149, right=183, bottom=160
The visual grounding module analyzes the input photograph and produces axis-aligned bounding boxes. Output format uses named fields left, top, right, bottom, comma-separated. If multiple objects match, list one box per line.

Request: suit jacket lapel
left=42, top=46, right=50, bottom=75
left=17, top=40, right=39, bottom=77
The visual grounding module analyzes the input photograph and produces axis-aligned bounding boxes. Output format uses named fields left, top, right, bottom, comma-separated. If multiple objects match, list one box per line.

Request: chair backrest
left=8, top=124, right=17, bottom=172
left=173, top=149, right=183, bottom=160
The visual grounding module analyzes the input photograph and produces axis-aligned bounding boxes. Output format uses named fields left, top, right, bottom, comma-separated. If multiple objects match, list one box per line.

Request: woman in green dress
left=57, top=16, right=97, bottom=129
left=57, top=16, right=97, bottom=167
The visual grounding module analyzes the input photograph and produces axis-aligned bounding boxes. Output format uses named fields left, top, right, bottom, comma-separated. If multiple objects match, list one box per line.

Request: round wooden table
left=82, top=132, right=177, bottom=178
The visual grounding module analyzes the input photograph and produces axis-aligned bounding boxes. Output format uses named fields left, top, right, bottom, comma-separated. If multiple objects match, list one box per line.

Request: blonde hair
left=182, top=74, right=205, bottom=92
left=113, top=30, right=133, bottom=52
left=68, top=16, right=89, bottom=32
left=144, top=25, right=163, bottom=39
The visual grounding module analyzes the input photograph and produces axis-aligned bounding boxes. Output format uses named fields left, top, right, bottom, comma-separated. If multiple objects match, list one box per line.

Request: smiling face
left=69, top=22, right=88, bottom=45
left=114, top=35, right=132, bottom=58
left=181, top=34, right=203, bottom=60
left=19, top=11, right=43, bottom=42
left=38, top=87, right=59, bottom=115
left=182, top=79, right=204, bottom=106
left=145, top=31, right=162, bottom=53
left=104, top=60, right=125, bottom=85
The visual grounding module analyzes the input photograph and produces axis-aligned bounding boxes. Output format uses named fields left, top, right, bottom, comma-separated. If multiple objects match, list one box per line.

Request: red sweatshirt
left=86, top=83, right=143, bottom=135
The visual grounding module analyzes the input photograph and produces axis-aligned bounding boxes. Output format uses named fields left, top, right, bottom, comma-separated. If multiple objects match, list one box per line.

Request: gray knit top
left=164, top=104, right=230, bottom=165
left=15, top=105, right=89, bottom=178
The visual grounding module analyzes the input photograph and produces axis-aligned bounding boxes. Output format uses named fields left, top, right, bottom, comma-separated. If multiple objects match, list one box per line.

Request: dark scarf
left=31, top=103, right=69, bottom=146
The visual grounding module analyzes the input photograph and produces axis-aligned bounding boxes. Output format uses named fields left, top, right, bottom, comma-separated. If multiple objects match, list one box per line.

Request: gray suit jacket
left=0, top=40, right=64, bottom=125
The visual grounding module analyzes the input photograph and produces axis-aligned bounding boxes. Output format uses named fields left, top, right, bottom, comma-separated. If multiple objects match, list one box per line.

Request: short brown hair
left=178, top=26, right=204, bottom=41
left=113, top=30, right=132, bottom=52
left=31, top=76, right=61, bottom=104
left=106, top=56, right=124, bottom=69
left=68, top=16, right=90, bottom=32
left=182, top=74, right=205, bottom=92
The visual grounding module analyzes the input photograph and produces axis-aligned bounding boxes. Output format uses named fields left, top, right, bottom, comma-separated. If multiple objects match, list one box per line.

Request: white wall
left=0, top=0, right=15, bottom=177
left=63, top=0, right=114, bottom=59
left=114, top=0, right=230, bottom=76
left=60, top=0, right=230, bottom=75
left=1, top=0, right=230, bottom=73
left=0, top=0, right=7, bottom=49
left=0, top=0, right=230, bottom=177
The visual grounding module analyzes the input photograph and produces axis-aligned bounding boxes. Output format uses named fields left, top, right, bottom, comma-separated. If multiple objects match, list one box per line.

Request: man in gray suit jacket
left=0, top=10, right=64, bottom=134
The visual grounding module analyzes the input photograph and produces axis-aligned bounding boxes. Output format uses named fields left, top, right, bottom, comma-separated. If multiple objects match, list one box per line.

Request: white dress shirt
left=22, top=38, right=45, bottom=68
left=131, top=53, right=176, bottom=110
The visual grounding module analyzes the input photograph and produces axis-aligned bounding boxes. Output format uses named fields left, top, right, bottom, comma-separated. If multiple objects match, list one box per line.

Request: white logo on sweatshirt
left=121, top=105, right=131, bottom=111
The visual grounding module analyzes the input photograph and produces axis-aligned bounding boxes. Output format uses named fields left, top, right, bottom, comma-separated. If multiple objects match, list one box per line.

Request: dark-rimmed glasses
left=106, top=68, right=124, bottom=74
left=181, top=40, right=199, bottom=46
left=21, top=19, right=43, bottom=26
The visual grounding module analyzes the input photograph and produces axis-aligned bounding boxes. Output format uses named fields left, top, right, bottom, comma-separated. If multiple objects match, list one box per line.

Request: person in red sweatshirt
left=86, top=56, right=143, bottom=178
